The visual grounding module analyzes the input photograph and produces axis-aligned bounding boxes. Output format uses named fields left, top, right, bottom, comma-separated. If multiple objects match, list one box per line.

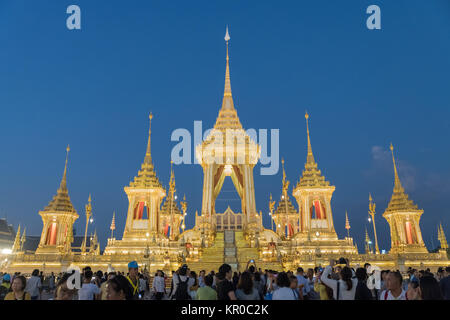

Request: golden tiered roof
left=42, top=145, right=77, bottom=214
left=275, top=159, right=297, bottom=216
left=213, top=26, right=244, bottom=132
left=129, top=113, right=164, bottom=190
left=384, top=143, right=421, bottom=214
left=160, top=162, right=182, bottom=216
left=296, top=112, right=330, bottom=188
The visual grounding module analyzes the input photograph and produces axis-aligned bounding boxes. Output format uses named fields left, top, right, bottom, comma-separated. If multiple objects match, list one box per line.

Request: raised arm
left=320, top=265, right=337, bottom=296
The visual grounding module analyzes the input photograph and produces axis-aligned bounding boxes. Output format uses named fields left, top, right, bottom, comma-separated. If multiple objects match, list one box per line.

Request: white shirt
left=320, top=266, right=358, bottom=300
left=78, top=283, right=101, bottom=300
left=25, top=276, right=42, bottom=297
left=152, top=276, right=166, bottom=293
left=296, top=274, right=310, bottom=295
left=380, top=289, right=407, bottom=300
left=272, top=287, right=297, bottom=300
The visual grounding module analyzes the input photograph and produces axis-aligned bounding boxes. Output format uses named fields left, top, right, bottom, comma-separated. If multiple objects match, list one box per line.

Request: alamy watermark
left=170, top=121, right=280, bottom=176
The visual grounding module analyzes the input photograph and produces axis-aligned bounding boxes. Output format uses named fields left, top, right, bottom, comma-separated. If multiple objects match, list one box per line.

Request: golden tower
left=383, top=144, right=427, bottom=254
left=292, top=112, right=337, bottom=241
left=159, top=161, right=184, bottom=240
left=272, top=159, right=299, bottom=239
left=195, top=26, right=261, bottom=241
left=121, top=113, right=166, bottom=241
left=35, top=145, right=79, bottom=255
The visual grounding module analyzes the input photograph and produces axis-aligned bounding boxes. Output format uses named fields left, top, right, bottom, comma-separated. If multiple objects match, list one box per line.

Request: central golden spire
left=224, top=25, right=232, bottom=99
left=213, top=26, right=243, bottom=131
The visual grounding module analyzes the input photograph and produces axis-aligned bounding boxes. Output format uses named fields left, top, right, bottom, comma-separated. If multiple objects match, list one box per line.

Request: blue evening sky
left=0, top=0, right=449, bottom=252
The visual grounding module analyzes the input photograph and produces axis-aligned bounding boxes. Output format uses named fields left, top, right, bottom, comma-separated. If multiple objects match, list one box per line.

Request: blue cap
left=2, top=274, right=10, bottom=281
left=128, top=261, right=138, bottom=269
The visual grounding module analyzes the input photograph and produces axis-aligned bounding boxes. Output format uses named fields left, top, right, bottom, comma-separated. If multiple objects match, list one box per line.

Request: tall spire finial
left=390, top=143, right=403, bottom=190
left=345, top=211, right=351, bottom=238
left=223, top=26, right=232, bottom=99
left=169, top=160, right=176, bottom=199
left=305, top=111, right=315, bottom=164
left=145, top=113, right=153, bottom=164
left=281, top=158, right=289, bottom=197
left=60, top=145, right=70, bottom=190
left=345, top=211, right=350, bottom=229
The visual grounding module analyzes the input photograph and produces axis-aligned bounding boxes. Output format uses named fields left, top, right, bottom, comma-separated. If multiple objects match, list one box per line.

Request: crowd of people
left=0, top=258, right=449, bottom=301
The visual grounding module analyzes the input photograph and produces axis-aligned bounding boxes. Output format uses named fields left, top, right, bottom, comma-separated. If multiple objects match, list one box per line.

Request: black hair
left=341, top=267, right=353, bottom=291
left=84, top=270, right=93, bottom=279
left=409, top=280, right=419, bottom=289
left=217, top=264, right=232, bottom=281
left=355, top=268, right=367, bottom=282
left=248, top=265, right=256, bottom=273
left=204, top=274, right=214, bottom=287
left=179, top=266, right=187, bottom=276
left=107, top=275, right=133, bottom=300
left=445, top=267, right=450, bottom=273
left=32, top=269, right=39, bottom=277
left=276, top=272, right=291, bottom=288
left=297, top=267, right=304, bottom=273
left=419, top=276, right=443, bottom=300
left=237, top=271, right=254, bottom=295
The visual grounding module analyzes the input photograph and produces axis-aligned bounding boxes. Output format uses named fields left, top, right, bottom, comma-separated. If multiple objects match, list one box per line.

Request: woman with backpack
left=320, top=259, right=358, bottom=300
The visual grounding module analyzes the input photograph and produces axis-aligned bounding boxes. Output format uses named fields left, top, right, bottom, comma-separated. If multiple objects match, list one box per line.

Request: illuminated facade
left=3, top=29, right=449, bottom=274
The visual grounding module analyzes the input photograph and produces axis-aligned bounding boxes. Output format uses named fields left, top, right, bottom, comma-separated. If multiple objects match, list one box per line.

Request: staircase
left=188, top=230, right=284, bottom=272
left=224, top=230, right=238, bottom=270
left=189, top=232, right=224, bottom=272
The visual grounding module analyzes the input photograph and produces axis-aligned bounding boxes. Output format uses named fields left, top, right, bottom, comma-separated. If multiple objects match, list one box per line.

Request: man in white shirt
left=78, top=270, right=101, bottom=300
left=152, top=270, right=166, bottom=300
left=379, top=271, right=406, bottom=300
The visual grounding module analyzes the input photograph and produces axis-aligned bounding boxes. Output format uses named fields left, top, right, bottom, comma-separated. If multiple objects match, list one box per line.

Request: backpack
left=0, top=285, right=9, bottom=300
left=174, top=274, right=190, bottom=300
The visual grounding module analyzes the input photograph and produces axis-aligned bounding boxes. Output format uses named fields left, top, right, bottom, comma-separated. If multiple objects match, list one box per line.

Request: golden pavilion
left=2, top=28, right=449, bottom=274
